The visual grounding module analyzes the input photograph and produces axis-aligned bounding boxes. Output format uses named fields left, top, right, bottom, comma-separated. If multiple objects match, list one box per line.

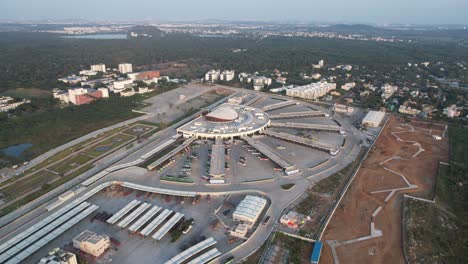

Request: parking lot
left=23, top=188, right=253, bottom=264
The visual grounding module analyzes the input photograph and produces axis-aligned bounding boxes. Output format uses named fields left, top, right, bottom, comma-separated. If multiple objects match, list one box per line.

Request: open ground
left=321, top=116, right=449, bottom=264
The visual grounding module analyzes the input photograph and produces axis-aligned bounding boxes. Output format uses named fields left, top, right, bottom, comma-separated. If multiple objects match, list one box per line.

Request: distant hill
left=321, top=24, right=391, bottom=35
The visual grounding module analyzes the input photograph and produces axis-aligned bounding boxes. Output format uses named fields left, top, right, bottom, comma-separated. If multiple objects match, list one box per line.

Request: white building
left=399, top=105, right=421, bottom=116
left=73, top=230, right=110, bottom=257
left=381, top=84, right=398, bottom=100
left=205, top=69, right=221, bottom=82
left=232, top=195, right=267, bottom=227
left=341, top=82, right=356, bottom=91
left=230, top=223, right=249, bottom=238
left=286, top=82, right=336, bottom=100
left=0, top=96, right=31, bottom=112
left=333, top=103, right=354, bottom=113
left=90, top=63, right=106, bottom=73
left=118, top=63, right=133, bottom=74
left=79, top=70, right=97, bottom=76
left=311, top=73, right=321, bottom=80
left=443, top=104, right=461, bottom=118
left=112, top=78, right=134, bottom=91
left=38, top=248, right=77, bottom=264
left=362, top=111, right=385, bottom=128
left=220, top=70, right=235, bottom=81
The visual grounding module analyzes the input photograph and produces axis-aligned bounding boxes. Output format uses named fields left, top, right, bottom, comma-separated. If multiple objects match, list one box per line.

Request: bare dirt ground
left=320, top=116, right=448, bottom=264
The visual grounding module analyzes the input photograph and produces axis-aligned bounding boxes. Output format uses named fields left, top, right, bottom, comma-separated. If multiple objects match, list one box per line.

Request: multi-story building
left=220, top=70, right=235, bottom=81
left=333, top=103, right=354, bottom=113
left=205, top=69, right=221, bottom=82
left=341, top=82, right=356, bottom=91
left=118, top=63, right=133, bottom=74
left=90, top=63, right=106, bottom=73
left=60, top=87, right=109, bottom=105
left=286, top=82, right=336, bottom=100
left=399, top=105, right=421, bottom=116
left=128, top=71, right=161, bottom=82
left=38, top=248, right=77, bottom=264
left=0, top=96, right=31, bottom=112
left=112, top=78, right=134, bottom=92
left=79, top=70, right=97, bottom=76
left=443, top=104, right=461, bottom=118
left=381, top=84, right=398, bottom=100
left=73, top=230, right=110, bottom=257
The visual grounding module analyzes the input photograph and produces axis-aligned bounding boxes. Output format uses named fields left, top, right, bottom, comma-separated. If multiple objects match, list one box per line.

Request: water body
left=0, top=143, right=32, bottom=158
left=61, top=34, right=128, bottom=40
left=95, top=145, right=111, bottom=152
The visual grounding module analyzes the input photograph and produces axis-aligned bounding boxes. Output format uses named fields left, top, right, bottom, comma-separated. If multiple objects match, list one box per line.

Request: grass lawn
left=0, top=170, right=58, bottom=200
left=48, top=154, right=94, bottom=174
left=83, top=133, right=134, bottom=158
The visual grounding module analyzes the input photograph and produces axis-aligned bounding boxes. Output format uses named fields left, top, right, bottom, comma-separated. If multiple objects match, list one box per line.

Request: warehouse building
left=232, top=195, right=267, bottom=227
left=73, top=230, right=110, bottom=257
left=362, top=111, right=385, bottom=128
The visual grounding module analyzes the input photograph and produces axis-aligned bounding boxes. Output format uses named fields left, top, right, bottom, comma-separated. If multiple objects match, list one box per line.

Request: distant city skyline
left=1, top=0, right=468, bottom=25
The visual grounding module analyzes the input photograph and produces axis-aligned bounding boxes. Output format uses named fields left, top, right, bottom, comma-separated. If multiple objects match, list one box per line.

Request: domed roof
left=206, top=106, right=239, bottom=121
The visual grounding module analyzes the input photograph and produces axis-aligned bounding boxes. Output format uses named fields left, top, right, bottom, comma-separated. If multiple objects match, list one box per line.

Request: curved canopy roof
left=206, top=106, right=239, bottom=121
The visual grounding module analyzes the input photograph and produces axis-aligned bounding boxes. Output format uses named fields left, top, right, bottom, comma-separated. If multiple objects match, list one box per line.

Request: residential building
left=381, top=84, right=398, bottom=100
left=399, top=105, right=421, bottom=116
left=205, top=69, right=221, bottom=82
left=0, top=96, right=31, bottom=112
left=73, top=230, right=110, bottom=257
left=78, top=70, right=97, bottom=76
left=90, top=63, right=106, bottom=73
left=333, top=103, right=354, bottom=113
left=341, top=82, right=356, bottom=91
left=443, top=104, right=462, bottom=118
left=362, top=111, right=385, bottom=128
left=112, top=78, right=134, bottom=92
left=118, top=63, right=133, bottom=74
left=38, top=248, right=77, bottom=264
left=276, top=76, right=287, bottom=84
left=311, top=73, right=321, bottom=80
left=220, top=70, right=235, bottom=81
left=58, top=76, right=87, bottom=84
left=286, top=82, right=336, bottom=100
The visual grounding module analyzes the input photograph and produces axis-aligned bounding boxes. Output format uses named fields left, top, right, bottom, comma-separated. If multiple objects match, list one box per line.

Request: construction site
left=320, top=117, right=449, bottom=264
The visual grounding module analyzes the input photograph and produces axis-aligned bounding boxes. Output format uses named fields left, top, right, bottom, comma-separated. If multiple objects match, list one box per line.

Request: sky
left=1, top=0, right=468, bottom=25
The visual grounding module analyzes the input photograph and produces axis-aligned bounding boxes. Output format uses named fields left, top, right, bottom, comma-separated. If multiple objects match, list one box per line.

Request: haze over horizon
left=1, top=0, right=468, bottom=25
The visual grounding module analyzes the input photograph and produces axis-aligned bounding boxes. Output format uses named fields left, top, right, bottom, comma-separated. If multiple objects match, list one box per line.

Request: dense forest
left=0, top=31, right=467, bottom=92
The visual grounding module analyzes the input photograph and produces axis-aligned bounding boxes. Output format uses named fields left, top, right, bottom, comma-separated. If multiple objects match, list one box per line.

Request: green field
left=48, top=154, right=94, bottom=175
left=405, top=126, right=468, bottom=264
left=0, top=170, right=57, bottom=200
left=83, top=133, right=134, bottom=158
left=121, top=124, right=157, bottom=137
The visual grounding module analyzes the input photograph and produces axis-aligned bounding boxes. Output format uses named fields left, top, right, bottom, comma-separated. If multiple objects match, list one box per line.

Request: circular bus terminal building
left=177, top=103, right=270, bottom=139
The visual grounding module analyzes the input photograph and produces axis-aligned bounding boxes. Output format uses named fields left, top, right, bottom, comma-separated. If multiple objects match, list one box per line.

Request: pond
left=94, top=145, right=112, bottom=152
left=0, top=143, right=32, bottom=158
left=61, top=34, right=128, bottom=40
